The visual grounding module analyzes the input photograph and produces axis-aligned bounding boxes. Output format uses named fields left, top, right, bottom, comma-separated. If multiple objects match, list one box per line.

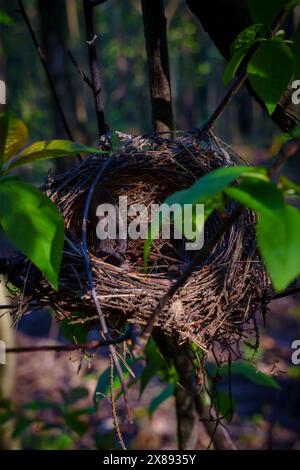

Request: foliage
left=0, top=112, right=101, bottom=288
left=222, top=0, right=300, bottom=116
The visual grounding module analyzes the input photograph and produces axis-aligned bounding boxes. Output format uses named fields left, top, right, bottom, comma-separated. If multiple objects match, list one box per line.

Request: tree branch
left=203, top=7, right=290, bottom=131
left=83, top=0, right=109, bottom=140
left=17, top=0, right=81, bottom=159
left=5, top=334, right=129, bottom=354
left=187, top=0, right=298, bottom=132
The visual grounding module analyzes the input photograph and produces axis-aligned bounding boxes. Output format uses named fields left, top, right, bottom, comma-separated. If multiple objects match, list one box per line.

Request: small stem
left=5, top=335, right=129, bottom=354
left=17, top=0, right=81, bottom=163
left=68, top=50, right=93, bottom=90
left=273, top=286, right=300, bottom=300
left=83, top=0, right=109, bottom=138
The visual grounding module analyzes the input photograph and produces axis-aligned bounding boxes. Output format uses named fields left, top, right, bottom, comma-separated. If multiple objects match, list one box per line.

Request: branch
left=5, top=335, right=129, bottom=354
left=202, top=7, right=290, bottom=131
left=17, top=0, right=81, bottom=162
left=268, top=138, right=300, bottom=178
left=141, top=0, right=174, bottom=133
left=83, top=0, right=109, bottom=140
left=273, top=286, right=300, bottom=300
left=68, top=50, right=93, bottom=90
left=133, top=206, right=243, bottom=356
left=81, top=158, right=132, bottom=420
left=187, top=0, right=299, bottom=133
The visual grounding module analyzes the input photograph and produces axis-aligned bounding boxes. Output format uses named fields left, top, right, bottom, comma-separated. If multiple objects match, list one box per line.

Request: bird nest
left=6, top=131, right=273, bottom=352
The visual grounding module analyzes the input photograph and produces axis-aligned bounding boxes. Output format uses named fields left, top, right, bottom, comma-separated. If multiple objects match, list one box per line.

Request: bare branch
left=81, top=158, right=132, bottom=420
left=68, top=50, right=93, bottom=90
left=273, top=286, right=300, bottom=300
left=83, top=0, right=109, bottom=140
left=17, top=0, right=82, bottom=162
left=5, top=335, right=129, bottom=354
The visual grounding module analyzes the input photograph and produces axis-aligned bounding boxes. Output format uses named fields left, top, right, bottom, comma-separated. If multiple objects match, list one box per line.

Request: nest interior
left=8, top=131, right=273, bottom=352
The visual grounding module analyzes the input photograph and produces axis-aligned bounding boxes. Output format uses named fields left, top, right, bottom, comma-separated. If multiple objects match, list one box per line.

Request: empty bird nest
left=5, top=130, right=273, bottom=353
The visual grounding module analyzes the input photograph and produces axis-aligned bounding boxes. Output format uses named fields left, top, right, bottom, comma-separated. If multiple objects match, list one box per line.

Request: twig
left=273, top=286, right=300, bottom=299
left=203, top=7, right=290, bottom=131
left=68, top=50, right=93, bottom=90
left=133, top=206, right=243, bottom=356
left=17, top=0, right=82, bottom=162
left=5, top=335, right=129, bottom=354
left=203, top=71, right=248, bottom=131
left=0, top=305, right=14, bottom=310
left=109, top=355, right=126, bottom=450
left=268, top=138, right=300, bottom=178
left=83, top=0, right=109, bottom=139
left=81, top=158, right=132, bottom=420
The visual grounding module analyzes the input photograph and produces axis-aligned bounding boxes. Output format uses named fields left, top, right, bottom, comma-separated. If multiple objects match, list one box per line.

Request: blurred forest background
left=0, top=0, right=300, bottom=451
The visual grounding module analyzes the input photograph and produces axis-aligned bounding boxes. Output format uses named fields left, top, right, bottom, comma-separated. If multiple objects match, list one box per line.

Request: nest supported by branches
left=6, top=131, right=273, bottom=352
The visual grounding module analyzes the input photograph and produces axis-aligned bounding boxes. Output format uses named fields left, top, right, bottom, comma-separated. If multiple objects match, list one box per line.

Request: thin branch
left=5, top=335, right=129, bottom=354
left=81, top=158, right=132, bottom=420
left=110, top=355, right=126, bottom=450
left=68, top=50, right=93, bottom=90
left=83, top=0, right=109, bottom=139
left=268, top=138, right=300, bottom=178
left=17, top=0, right=82, bottom=162
left=203, top=71, right=247, bottom=131
left=273, top=286, right=300, bottom=300
left=133, top=206, right=243, bottom=356
left=203, top=7, right=290, bottom=131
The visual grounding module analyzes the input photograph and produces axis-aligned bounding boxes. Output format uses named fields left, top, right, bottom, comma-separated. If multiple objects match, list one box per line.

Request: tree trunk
left=141, top=0, right=174, bottom=133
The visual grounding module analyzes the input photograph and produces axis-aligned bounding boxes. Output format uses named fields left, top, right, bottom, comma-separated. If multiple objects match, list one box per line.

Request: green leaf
left=223, top=47, right=249, bottom=85
left=230, top=24, right=264, bottom=55
left=65, top=412, right=88, bottom=436
left=225, top=178, right=285, bottom=216
left=7, top=140, right=105, bottom=170
left=279, top=175, right=300, bottom=194
left=0, top=178, right=64, bottom=289
left=140, top=339, right=165, bottom=396
left=215, top=391, right=236, bottom=421
left=258, top=204, right=300, bottom=291
left=224, top=24, right=265, bottom=85
left=0, top=112, right=28, bottom=164
left=293, top=23, right=300, bottom=77
left=247, top=37, right=294, bottom=115
left=247, top=0, right=287, bottom=29
left=144, top=166, right=263, bottom=266
left=60, top=320, right=87, bottom=344
left=220, top=361, right=281, bottom=389
left=148, top=383, right=175, bottom=418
